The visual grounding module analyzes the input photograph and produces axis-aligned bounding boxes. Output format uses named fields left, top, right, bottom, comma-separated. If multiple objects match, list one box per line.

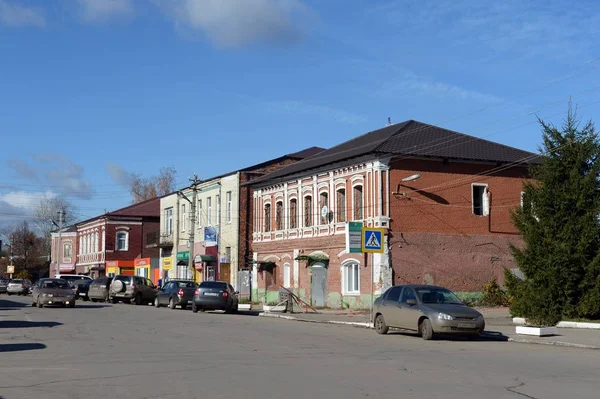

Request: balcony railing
left=77, top=252, right=105, bottom=265
left=147, top=231, right=174, bottom=248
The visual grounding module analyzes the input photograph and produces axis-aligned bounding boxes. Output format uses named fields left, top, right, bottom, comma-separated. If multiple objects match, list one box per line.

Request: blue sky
left=0, top=0, right=599, bottom=231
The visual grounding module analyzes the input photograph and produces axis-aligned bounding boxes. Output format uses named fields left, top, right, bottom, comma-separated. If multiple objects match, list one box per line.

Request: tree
left=506, top=107, right=600, bottom=324
left=130, top=166, right=177, bottom=203
left=34, top=195, right=76, bottom=257
left=6, top=221, right=45, bottom=273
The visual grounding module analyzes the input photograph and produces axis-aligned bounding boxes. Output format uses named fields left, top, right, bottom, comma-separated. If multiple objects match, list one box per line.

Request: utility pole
left=56, top=209, right=64, bottom=277
left=180, top=174, right=201, bottom=281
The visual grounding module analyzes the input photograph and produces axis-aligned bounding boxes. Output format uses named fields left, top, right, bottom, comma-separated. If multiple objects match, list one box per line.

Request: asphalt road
left=1, top=295, right=599, bottom=399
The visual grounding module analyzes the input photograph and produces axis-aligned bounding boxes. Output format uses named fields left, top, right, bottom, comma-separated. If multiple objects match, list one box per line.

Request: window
left=226, top=191, right=232, bottom=223
left=289, top=198, right=297, bottom=229
left=85, top=235, right=89, bottom=254
left=400, top=288, right=417, bottom=304
left=283, top=263, right=291, bottom=288
left=264, top=203, right=271, bottom=232
left=337, top=188, right=346, bottom=222
left=304, top=196, right=313, bottom=227
left=207, top=197, right=212, bottom=226
left=94, top=233, right=98, bottom=252
left=216, top=194, right=221, bottom=225
left=343, top=261, right=360, bottom=294
left=472, top=184, right=489, bottom=216
left=181, top=203, right=187, bottom=231
left=79, top=237, right=82, bottom=255
left=353, top=185, right=363, bottom=220
left=275, top=201, right=283, bottom=230
left=136, top=267, right=149, bottom=278
left=225, top=247, right=231, bottom=263
left=386, top=286, right=402, bottom=302
left=320, top=192, right=329, bottom=225
left=116, top=231, right=129, bottom=251
left=165, top=207, right=173, bottom=235
left=63, top=242, right=72, bottom=258
left=197, top=200, right=203, bottom=228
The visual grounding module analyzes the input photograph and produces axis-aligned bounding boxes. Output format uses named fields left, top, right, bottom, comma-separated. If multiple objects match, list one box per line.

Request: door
left=311, top=264, right=327, bottom=308
left=220, top=263, right=231, bottom=284
left=397, top=287, right=420, bottom=330
left=157, top=282, right=171, bottom=305
left=381, top=286, right=403, bottom=327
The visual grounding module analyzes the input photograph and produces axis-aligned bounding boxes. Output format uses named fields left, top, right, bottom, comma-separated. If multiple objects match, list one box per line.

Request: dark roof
left=76, top=197, right=160, bottom=227
left=249, top=120, right=539, bottom=186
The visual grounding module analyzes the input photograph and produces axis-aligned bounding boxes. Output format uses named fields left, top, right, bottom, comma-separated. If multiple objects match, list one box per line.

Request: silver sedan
left=373, top=284, right=485, bottom=340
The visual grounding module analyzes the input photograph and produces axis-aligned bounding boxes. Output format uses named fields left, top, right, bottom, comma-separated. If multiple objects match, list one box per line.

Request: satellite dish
left=401, top=174, right=421, bottom=182
left=321, top=206, right=329, bottom=218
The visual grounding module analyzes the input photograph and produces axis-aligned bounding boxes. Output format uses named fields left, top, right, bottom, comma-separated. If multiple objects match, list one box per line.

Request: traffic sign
left=362, top=228, right=385, bottom=253
left=346, top=222, right=363, bottom=253
left=7, top=265, right=14, bottom=274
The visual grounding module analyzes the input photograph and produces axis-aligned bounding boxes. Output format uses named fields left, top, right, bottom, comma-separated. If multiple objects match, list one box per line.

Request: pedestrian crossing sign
left=362, top=227, right=385, bottom=253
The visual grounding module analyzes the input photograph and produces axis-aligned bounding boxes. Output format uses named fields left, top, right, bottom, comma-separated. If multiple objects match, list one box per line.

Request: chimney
left=386, top=117, right=392, bottom=126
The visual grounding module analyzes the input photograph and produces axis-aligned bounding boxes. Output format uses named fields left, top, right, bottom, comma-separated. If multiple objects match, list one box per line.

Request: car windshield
left=42, top=280, right=70, bottom=289
left=11, top=279, right=23, bottom=283
left=415, top=288, right=463, bottom=305
left=177, top=281, right=197, bottom=288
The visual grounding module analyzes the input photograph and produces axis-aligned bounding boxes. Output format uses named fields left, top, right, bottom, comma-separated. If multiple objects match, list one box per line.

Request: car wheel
left=420, top=318, right=434, bottom=340
left=91, top=298, right=98, bottom=303
left=154, top=297, right=160, bottom=308
left=374, top=314, right=389, bottom=335
left=132, top=294, right=141, bottom=305
left=169, top=297, right=175, bottom=310
left=69, top=301, right=75, bottom=308
left=192, top=303, right=198, bottom=313
left=37, top=298, right=43, bottom=308
left=110, top=297, right=118, bottom=304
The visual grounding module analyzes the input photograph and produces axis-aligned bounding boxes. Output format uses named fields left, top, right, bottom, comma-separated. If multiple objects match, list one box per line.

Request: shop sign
left=162, top=257, right=173, bottom=270
left=177, top=251, right=189, bottom=261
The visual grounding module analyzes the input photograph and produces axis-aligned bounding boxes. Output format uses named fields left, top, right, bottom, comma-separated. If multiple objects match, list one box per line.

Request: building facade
left=249, top=120, right=536, bottom=309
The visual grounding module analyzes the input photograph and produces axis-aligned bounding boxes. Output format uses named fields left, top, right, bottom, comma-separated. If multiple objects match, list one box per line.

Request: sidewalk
left=258, top=306, right=600, bottom=350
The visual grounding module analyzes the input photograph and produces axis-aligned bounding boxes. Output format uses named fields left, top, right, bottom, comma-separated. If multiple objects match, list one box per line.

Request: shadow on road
left=73, top=304, right=110, bottom=309
left=0, top=297, right=29, bottom=310
left=386, top=329, right=510, bottom=342
left=0, top=343, right=46, bottom=353
left=0, top=320, right=62, bottom=328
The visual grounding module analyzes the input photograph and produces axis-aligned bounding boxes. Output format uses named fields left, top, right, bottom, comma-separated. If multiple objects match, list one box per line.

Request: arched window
left=304, top=196, right=313, bottom=227
left=342, top=260, right=360, bottom=295
left=275, top=201, right=283, bottom=230
left=283, top=263, right=291, bottom=288
left=63, top=242, right=72, bottom=258
left=289, top=198, right=297, bottom=229
left=353, top=185, right=363, bottom=220
left=264, top=203, right=271, bottom=232
left=319, top=192, right=329, bottom=225
left=337, top=188, right=346, bottom=222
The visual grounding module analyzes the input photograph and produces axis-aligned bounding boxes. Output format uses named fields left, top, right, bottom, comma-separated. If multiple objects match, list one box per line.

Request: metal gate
left=311, top=264, right=327, bottom=307
left=237, top=270, right=251, bottom=301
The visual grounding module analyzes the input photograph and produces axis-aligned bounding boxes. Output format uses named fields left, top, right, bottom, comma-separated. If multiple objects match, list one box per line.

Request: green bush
left=482, top=279, right=510, bottom=307
left=456, top=292, right=484, bottom=307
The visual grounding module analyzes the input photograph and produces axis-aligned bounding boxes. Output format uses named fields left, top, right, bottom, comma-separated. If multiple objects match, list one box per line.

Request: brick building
left=50, top=198, right=161, bottom=280
left=249, top=120, right=537, bottom=309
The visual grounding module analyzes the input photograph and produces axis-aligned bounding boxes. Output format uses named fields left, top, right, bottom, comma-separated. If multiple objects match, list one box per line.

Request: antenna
left=386, top=117, right=392, bottom=126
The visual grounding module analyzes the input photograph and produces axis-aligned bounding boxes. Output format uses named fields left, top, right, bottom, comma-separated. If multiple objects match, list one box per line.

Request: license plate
left=79, top=293, right=86, bottom=296
left=458, top=323, right=475, bottom=329
left=204, top=292, right=218, bottom=296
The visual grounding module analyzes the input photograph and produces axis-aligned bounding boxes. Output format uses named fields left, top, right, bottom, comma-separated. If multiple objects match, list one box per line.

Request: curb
left=513, top=317, right=600, bottom=330
left=260, top=313, right=600, bottom=349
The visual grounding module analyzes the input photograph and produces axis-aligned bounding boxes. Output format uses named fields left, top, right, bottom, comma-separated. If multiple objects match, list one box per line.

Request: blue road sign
left=362, top=228, right=385, bottom=253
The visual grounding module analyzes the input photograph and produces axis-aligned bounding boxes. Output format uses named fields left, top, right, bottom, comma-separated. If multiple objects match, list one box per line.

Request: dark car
left=31, top=278, right=76, bottom=308
left=192, top=281, right=238, bottom=313
left=88, top=277, right=113, bottom=302
left=109, top=275, right=157, bottom=305
left=74, top=279, right=93, bottom=301
left=0, top=279, right=8, bottom=294
left=154, top=280, right=198, bottom=310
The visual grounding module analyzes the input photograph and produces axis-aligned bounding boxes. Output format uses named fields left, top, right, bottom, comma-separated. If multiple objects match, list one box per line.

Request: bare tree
left=34, top=196, right=77, bottom=256
left=130, top=166, right=177, bottom=203
left=6, top=221, right=45, bottom=272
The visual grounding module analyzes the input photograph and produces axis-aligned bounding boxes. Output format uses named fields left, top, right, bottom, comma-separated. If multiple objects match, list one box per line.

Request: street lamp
left=393, top=174, right=422, bottom=199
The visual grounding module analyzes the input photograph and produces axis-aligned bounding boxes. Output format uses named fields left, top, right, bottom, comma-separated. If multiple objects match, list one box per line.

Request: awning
left=59, top=264, right=75, bottom=271
left=295, top=255, right=330, bottom=267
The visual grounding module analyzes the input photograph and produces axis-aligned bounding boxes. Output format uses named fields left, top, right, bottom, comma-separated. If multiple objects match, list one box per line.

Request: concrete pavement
left=1, top=295, right=600, bottom=399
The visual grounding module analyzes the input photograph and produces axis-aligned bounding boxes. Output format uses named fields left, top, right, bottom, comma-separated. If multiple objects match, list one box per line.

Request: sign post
left=362, top=227, right=385, bottom=323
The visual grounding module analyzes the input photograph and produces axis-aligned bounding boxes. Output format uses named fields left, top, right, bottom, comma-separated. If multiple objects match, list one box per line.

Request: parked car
left=373, top=284, right=485, bottom=340
left=74, top=279, right=93, bottom=301
left=0, top=279, right=8, bottom=294
left=7, top=279, right=32, bottom=295
left=88, top=277, right=113, bottom=302
left=109, top=275, right=157, bottom=305
left=154, top=280, right=198, bottom=310
left=192, top=281, right=239, bottom=313
left=31, top=278, right=76, bottom=308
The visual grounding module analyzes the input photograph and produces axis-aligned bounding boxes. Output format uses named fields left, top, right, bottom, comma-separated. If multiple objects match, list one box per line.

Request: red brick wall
left=389, top=159, right=530, bottom=291
left=104, top=219, right=159, bottom=261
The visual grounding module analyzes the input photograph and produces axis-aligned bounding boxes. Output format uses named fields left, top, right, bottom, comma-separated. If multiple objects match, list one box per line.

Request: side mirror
left=406, top=299, right=417, bottom=306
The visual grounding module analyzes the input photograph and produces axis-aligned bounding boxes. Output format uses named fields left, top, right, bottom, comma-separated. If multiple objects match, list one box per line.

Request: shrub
left=456, top=292, right=484, bottom=307
left=482, top=279, right=510, bottom=307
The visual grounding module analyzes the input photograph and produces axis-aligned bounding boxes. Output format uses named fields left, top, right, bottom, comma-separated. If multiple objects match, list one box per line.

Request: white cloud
left=262, top=100, right=367, bottom=125
left=0, top=190, right=56, bottom=211
left=106, top=162, right=133, bottom=187
left=156, top=0, right=310, bottom=48
left=76, top=0, right=134, bottom=22
left=0, top=0, right=45, bottom=27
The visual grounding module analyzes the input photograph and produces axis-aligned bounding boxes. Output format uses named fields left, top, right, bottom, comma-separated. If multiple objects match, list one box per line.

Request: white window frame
left=63, top=242, right=72, bottom=258
left=342, top=259, right=360, bottom=295
left=181, top=203, right=187, bottom=232
left=352, top=184, right=364, bottom=221
left=319, top=190, right=329, bottom=225
left=226, top=191, right=232, bottom=224
left=79, top=237, right=83, bottom=255
left=471, top=183, right=489, bottom=216
left=303, top=194, right=313, bottom=227
left=283, top=263, right=291, bottom=288
left=289, top=197, right=298, bottom=229
left=197, top=199, right=203, bottom=229
left=116, top=231, right=129, bottom=251
left=207, top=197, right=212, bottom=226
left=136, top=267, right=149, bottom=278
left=165, top=207, right=174, bottom=235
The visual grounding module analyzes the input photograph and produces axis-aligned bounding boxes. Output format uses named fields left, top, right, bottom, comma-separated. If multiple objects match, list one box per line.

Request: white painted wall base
left=263, top=305, right=286, bottom=312
left=516, top=326, right=558, bottom=336
left=238, top=304, right=251, bottom=310
left=513, top=317, right=600, bottom=330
